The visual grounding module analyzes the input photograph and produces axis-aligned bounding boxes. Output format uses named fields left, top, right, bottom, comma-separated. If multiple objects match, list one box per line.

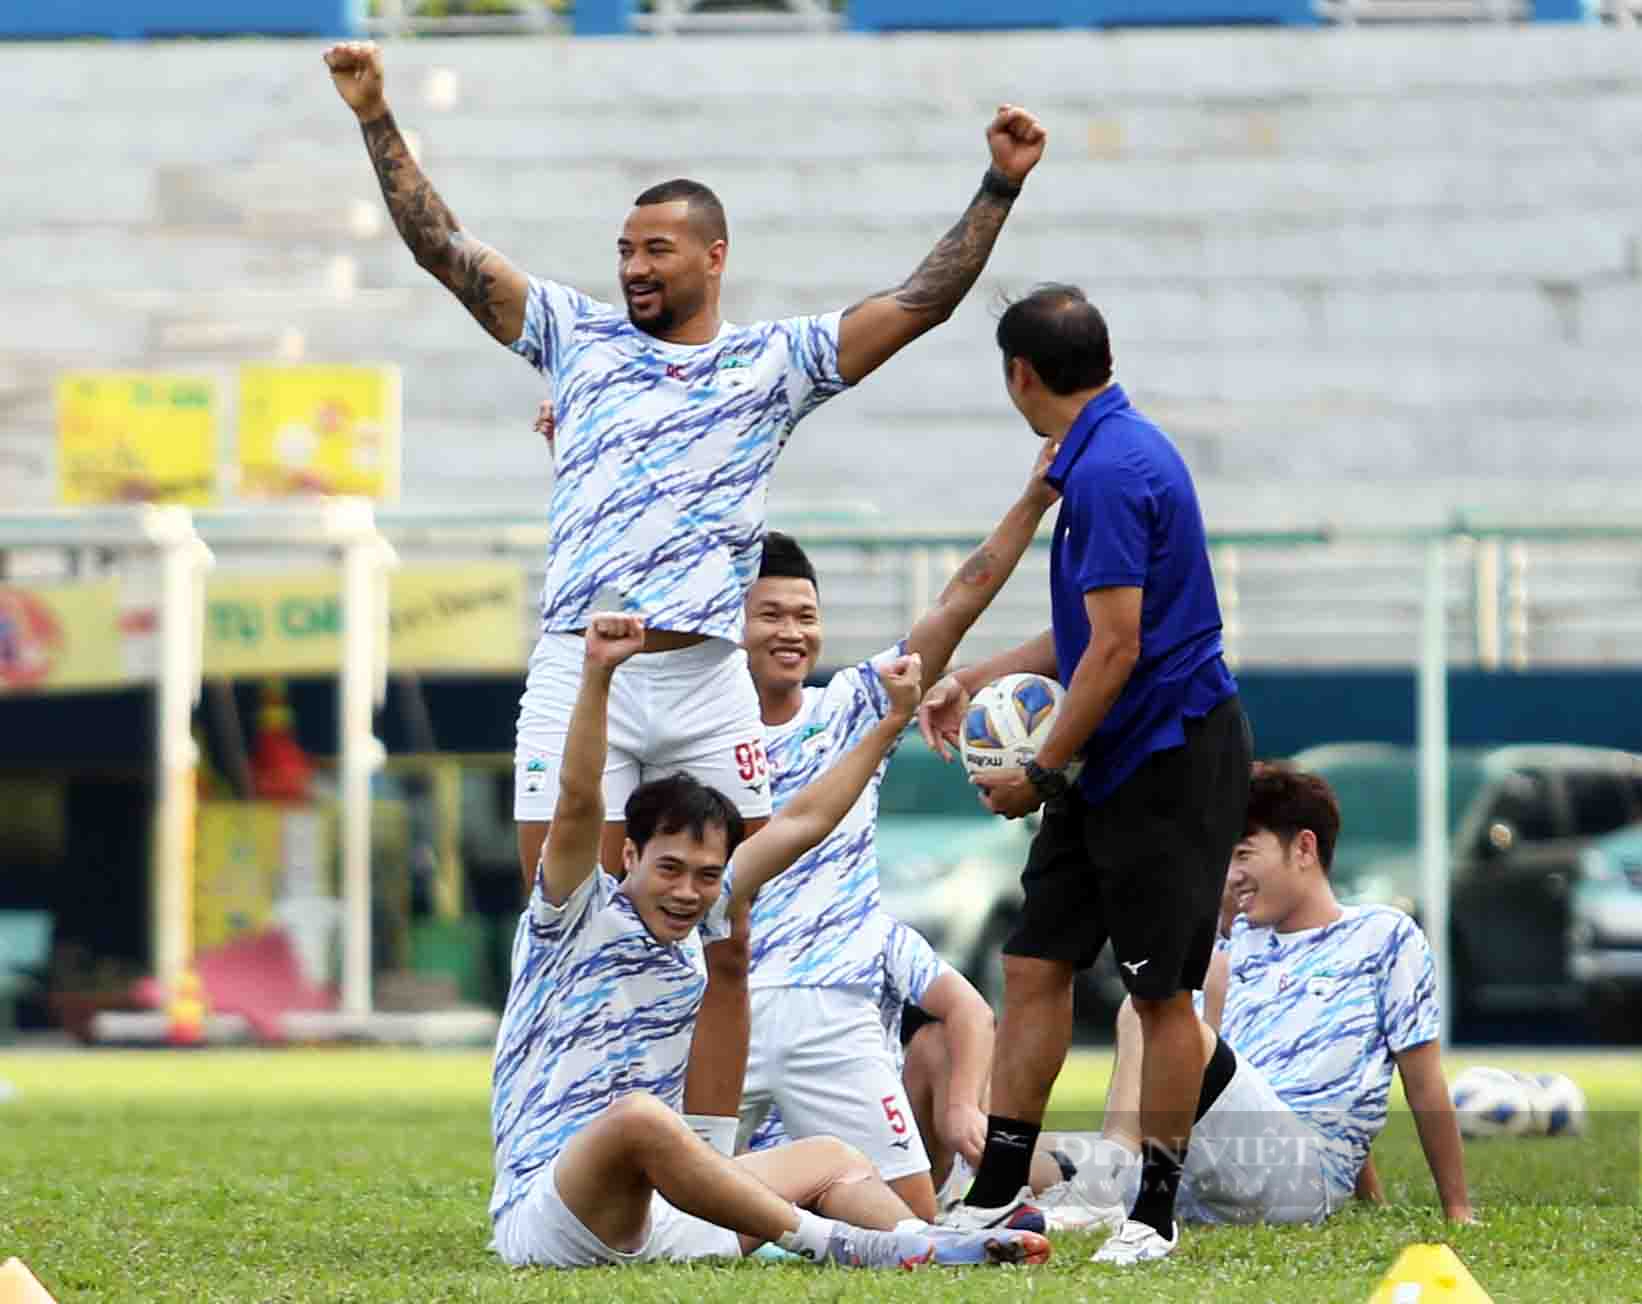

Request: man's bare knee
left=1002, top=954, right=1075, bottom=1006
left=606, top=1092, right=682, bottom=1145
left=903, top=1023, right=947, bottom=1086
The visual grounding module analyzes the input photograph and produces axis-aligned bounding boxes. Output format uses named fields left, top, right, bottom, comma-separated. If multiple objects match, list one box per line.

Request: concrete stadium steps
left=4, top=29, right=1642, bottom=649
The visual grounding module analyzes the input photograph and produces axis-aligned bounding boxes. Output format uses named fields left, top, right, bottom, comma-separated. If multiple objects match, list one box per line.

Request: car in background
left=876, top=738, right=1127, bottom=1034
left=1294, top=742, right=1642, bottom=1031
left=1571, top=821, right=1642, bottom=1039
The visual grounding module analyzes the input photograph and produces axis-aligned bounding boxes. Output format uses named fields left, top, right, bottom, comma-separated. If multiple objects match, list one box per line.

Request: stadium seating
left=3, top=30, right=1641, bottom=669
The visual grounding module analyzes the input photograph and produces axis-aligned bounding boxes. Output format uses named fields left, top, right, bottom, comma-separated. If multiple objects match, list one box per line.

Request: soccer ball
left=959, top=673, right=1081, bottom=783
left=1526, top=1072, right=1588, bottom=1137
left=1450, top=1066, right=1537, bottom=1138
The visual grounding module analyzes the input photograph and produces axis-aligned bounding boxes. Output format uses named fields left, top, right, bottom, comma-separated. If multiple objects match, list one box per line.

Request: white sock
left=684, top=1113, right=739, bottom=1159
left=776, top=1208, right=834, bottom=1262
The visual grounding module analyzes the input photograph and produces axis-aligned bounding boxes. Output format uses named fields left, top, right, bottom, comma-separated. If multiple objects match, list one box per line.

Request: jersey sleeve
left=697, top=868, right=738, bottom=944
left=1376, top=913, right=1442, bottom=1054
left=510, top=276, right=599, bottom=380
left=778, top=311, right=849, bottom=425
left=833, top=641, right=909, bottom=729
left=526, top=867, right=610, bottom=947
left=883, top=919, right=948, bottom=1008
left=1059, top=461, right=1151, bottom=592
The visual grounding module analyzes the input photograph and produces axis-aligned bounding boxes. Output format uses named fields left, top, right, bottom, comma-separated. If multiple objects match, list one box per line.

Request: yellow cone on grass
left=0, top=1259, right=57, bottom=1304
left=1367, top=1244, right=1493, bottom=1304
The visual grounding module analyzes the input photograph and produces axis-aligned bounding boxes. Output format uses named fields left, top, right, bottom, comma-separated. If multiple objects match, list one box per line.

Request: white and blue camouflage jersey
left=512, top=277, right=848, bottom=642
left=1219, top=906, right=1441, bottom=1199
left=746, top=913, right=949, bottom=1153
left=748, top=644, right=907, bottom=992
left=488, top=866, right=734, bottom=1224
left=877, top=917, right=949, bottom=1064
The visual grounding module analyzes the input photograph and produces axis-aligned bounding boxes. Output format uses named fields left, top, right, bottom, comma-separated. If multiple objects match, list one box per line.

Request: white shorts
left=737, top=987, right=931, bottom=1184
left=493, top=1153, right=742, bottom=1268
left=514, top=632, right=771, bottom=824
left=1115, top=1051, right=1341, bottom=1225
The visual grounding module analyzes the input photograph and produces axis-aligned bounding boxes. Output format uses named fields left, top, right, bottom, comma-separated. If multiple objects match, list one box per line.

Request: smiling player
left=487, top=615, right=1050, bottom=1270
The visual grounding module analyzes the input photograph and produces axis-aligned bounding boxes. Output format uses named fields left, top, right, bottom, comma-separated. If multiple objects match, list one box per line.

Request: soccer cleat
left=921, top=1223, right=1052, bottom=1266
left=1034, top=1176, right=1126, bottom=1234
left=1091, top=1218, right=1178, bottom=1265
left=825, top=1222, right=1049, bottom=1269
left=935, top=1186, right=1047, bottom=1235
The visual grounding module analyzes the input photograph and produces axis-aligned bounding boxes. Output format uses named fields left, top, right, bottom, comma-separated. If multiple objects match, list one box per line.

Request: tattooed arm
left=903, top=435, right=1060, bottom=688
left=833, top=105, right=1047, bottom=386
left=325, top=42, right=529, bottom=347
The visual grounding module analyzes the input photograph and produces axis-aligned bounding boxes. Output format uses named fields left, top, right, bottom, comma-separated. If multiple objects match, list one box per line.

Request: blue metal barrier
left=0, top=0, right=362, bottom=39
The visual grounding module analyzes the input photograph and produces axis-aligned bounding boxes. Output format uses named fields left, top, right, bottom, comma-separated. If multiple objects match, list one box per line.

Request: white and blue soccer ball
left=1526, top=1072, right=1588, bottom=1137
left=1450, top=1066, right=1538, bottom=1138
left=960, top=673, right=1082, bottom=783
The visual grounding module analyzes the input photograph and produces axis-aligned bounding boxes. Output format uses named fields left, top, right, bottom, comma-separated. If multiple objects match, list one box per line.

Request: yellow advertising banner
left=0, top=580, right=125, bottom=694
left=56, top=371, right=218, bottom=506
left=203, top=562, right=524, bottom=678
left=238, top=364, right=402, bottom=501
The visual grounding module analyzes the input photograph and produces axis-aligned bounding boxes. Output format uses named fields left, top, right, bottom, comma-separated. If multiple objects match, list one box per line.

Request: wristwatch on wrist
left=1023, top=759, right=1070, bottom=802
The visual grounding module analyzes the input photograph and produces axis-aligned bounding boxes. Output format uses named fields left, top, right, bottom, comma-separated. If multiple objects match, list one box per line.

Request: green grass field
left=1, top=1047, right=1637, bottom=1302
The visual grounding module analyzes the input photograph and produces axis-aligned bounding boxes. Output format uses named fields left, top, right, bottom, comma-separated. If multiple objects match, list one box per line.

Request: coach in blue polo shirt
left=925, top=284, right=1251, bottom=1263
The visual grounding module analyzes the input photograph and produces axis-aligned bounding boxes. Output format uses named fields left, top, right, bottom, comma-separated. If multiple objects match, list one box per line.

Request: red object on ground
left=250, top=679, right=313, bottom=802
left=133, top=930, right=336, bottom=1042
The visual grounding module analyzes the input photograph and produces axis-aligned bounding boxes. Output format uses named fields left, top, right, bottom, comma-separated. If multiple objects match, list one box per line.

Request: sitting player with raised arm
left=1091, top=762, right=1473, bottom=1232
left=488, top=614, right=1050, bottom=1270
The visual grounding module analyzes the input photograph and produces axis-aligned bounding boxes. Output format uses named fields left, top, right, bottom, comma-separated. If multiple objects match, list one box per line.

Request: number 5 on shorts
left=881, top=1095, right=908, bottom=1136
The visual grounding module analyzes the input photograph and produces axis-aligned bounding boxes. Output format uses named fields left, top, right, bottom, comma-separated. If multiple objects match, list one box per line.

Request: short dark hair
left=624, top=772, right=746, bottom=862
left=633, top=178, right=728, bottom=247
left=758, top=530, right=819, bottom=594
left=994, top=283, right=1113, bottom=395
left=1244, top=761, right=1342, bottom=874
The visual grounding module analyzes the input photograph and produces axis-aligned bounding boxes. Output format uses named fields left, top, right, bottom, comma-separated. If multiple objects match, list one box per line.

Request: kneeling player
left=1094, top=762, right=1472, bottom=1232
left=489, top=615, right=1050, bottom=1269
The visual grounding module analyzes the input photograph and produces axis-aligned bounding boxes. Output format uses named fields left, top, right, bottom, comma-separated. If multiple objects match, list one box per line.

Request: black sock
left=963, top=1114, right=1042, bottom=1209
left=1129, top=1139, right=1184, bottom=1239
left=1194, top=1033, right=1236, bottom=1122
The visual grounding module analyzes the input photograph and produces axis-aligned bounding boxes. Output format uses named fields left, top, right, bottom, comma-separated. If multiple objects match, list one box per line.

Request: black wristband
left=1024, top=758, right=1069, bottom=801
left=981, top=165, right=1023, bottom=201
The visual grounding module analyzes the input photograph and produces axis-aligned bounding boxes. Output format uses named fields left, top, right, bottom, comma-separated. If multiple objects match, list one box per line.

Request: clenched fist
left=987, top=104, right=1047, bottom=187
left=324, top=41, right=388, bottom=121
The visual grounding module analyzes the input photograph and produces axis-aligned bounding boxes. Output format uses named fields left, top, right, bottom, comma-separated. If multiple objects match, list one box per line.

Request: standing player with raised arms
left=322, top=41, right=1047, bottom=888
left=324, top=42, right=1045, bottom=1146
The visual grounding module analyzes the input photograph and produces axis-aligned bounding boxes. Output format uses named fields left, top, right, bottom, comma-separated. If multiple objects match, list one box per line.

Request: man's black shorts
left=1004, top=695, right=1252, bottom=1001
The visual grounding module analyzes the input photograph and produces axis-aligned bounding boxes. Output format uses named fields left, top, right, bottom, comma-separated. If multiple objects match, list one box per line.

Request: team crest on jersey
left=717, top=354, right=754, bottom=387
